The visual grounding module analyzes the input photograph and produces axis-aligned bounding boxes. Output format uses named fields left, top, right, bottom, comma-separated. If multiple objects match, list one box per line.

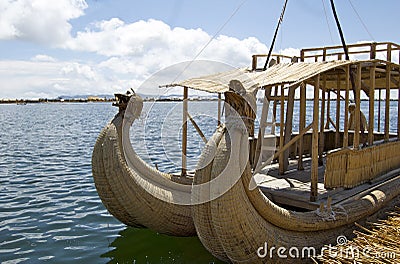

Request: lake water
left=0, top=100, right=398, bottom=263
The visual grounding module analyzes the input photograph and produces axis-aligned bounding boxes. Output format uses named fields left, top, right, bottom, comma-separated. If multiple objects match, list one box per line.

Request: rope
left=171, top=0, right=248, bottom=84
left=263, top=0, right=289, bottom=71
left=348, top=0, right=374, bottom=40
left=321, top=0, right=334, bottom=44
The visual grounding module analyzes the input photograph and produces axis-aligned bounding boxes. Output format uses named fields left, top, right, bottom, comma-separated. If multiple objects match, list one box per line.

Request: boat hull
left=92, top=95, right=195, bottom=236
left=192, top=128, right=400, bottom=263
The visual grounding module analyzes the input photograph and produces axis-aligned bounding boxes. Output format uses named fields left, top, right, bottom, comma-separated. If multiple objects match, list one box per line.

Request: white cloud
left=31, top=54, right=57, bottom=62
left=66, top=18, right=268, bottom=67
left=0, top=10, right=274, bottom=98
left=62, top=18, right=269, bottom=96
left=0, top=0, right=87, bottom=45
left=0, top=59, right=131, bottom=99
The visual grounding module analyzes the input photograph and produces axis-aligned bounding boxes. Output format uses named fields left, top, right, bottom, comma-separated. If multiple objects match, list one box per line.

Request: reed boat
left=92, top=92, right=198, bottom=236
left=167, top=42, right=400, bottom=263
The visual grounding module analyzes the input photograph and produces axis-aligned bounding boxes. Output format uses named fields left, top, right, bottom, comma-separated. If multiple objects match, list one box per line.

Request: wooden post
left=297, top=83, right=306, bottom=170
left=378, top=89, right=381, bottom=132
left=217, top=93, right=221, bottom=126
left=253, top=87, right=272, bottom=170
left=335, top=75, right=341, bottom=147
left=283, top=85, right=296, bottom=172
left=319, top=75, right=326, bottom=164
left=343, top=65, right=350, bottom=148
left=181, top=87, right=188, bottom=176
left=387, top=44, right=392, bottom=63
left=370, top=42, right=376, bottom=60
left=398, top=69, right=400, bottom=140
left=369, top=64, right=376, bottom=146
left=385, top=63, right=391, bottom=142
left=311, top=75, right=320, bottom=202
left=252, top=55, right=257, bottom=71
left=353, top=63, right=361, bottom=149
left=279, top=85, right=285, bottom=174
left=272, top=86, right=278, bottom=134
left=326, top=90, right=331, bottom=129
left=398, top=70, right=400, bottom=140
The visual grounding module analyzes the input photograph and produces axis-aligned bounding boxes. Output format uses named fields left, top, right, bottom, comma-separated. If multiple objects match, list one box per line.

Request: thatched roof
left=161, top=59, right=399, bottom=93
left=162, top=61, right=352, bottom=93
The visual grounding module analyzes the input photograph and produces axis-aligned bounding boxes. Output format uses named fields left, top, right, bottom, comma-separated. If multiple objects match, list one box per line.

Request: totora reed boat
left=92, top=41, right=400, bottom=262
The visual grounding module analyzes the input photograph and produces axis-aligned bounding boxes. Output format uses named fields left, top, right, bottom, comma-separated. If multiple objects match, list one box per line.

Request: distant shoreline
left=0, top=97, right=398, bottom=105
left=0, top=97, right=220, bottom=105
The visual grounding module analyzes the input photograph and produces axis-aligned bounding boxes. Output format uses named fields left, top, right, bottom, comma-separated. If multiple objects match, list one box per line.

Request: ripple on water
left=0, top=102, right=252, bottom=263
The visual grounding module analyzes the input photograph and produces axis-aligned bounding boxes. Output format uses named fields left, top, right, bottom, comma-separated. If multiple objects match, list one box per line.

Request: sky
left=1, top=0, right=400, bottom=99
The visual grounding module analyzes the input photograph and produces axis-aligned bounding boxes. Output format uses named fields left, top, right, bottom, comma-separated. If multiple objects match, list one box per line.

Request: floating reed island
left=92, top=41, right=400, bottom=263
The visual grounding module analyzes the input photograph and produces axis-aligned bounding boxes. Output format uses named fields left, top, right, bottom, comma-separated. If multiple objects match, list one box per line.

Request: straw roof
left=163, top=60, right=353, bottom=93
left=163, top=59, right=400, bottom=93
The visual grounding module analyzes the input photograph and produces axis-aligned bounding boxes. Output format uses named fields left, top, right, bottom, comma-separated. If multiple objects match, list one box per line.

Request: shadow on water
left=101, top=227, right=224, bottom=264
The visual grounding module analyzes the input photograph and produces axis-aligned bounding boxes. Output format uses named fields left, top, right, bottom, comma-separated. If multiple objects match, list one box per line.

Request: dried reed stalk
left=316, top=209, right=400, bottom=263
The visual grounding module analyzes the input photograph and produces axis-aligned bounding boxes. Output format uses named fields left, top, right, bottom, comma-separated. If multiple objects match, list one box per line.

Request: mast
left=329, top=0, right=358, bottom=100
left=263, top=0, right=289, bottom=70
left=329, top=0, right=349, bottom=60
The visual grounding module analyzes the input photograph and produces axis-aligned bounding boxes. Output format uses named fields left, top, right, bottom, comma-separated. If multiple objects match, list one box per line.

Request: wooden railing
left=300, top=42, right=400, bottom=63
left=251, top=42, right=400, bottom=71
left=251, top=54, right=293, bottom=71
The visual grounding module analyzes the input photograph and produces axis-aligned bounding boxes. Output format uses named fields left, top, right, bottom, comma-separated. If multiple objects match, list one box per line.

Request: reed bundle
left=325, top=141, right=400, bottom=188
left=317, top=209, right=400, bottom=263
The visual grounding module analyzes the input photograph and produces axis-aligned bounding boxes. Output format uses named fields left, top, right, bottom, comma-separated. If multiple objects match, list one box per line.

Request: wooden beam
left=370, top=42, right=376, bottom=59
left=343, top=65, right=350, bottom=148
left=369, top=64, right=376, bottom=146
left=283, top=85, right=296, bottom=172
left=398, top=70, right=400, bottom=140
left=187, top=112, right=207, bottom=144
left=274, top=123, right=313, bottom=161
left=217, top=93, right=221, bottom=125
left=385, top=63, right=391, bottom=142
left=387, top=43, right=392, bottom=63
left=255, top=123, right=313, bottom=174
left=378, top=89, right=381, bottom=132
left=353, top=63, right=361, bottom=149
left=253, top=87, right=272, bottom=170
left=181, top=87, right=188, bottom=176
left=252, top=55, right=257, bottom=71
left=297, top=83, right=306, bottom=170
left=311, top=75, right=320, bottom=202
left=319, top=75, right=326, bottom=164
left=279, top=85, right=285, bottom=174
left=272, top=86, right=278, bottom=134
left=326, top=89, right=331, bottom=129
left=335, top=74, right=341, bottom=147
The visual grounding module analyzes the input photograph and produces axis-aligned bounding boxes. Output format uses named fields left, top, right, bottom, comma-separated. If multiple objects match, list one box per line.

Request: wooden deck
left=257, top=157, right=400, bottom=211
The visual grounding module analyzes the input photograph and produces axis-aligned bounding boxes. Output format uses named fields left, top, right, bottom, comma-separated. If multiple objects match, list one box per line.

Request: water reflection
left=102, top=227, right=224, bottom=264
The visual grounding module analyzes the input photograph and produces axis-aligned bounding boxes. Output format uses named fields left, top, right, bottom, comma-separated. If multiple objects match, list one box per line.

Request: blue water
left=0, top=100, right=398, bottom=263
left=0, top=102, right=222, bottom=263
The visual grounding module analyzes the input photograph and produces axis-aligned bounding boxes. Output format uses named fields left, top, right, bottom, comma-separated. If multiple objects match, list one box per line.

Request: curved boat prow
left=191, top=79, right=400, bottom=263
left=92, top=92, right=196, bottom=236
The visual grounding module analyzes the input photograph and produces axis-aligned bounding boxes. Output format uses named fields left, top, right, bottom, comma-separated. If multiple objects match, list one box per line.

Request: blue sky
left=1, top=0, right=399, bottom=99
